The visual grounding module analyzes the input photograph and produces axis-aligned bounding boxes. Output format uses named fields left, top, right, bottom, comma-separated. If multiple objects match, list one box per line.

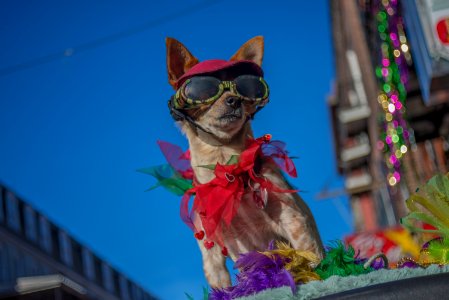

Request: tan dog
left=166, top=36, right=323, bottom=288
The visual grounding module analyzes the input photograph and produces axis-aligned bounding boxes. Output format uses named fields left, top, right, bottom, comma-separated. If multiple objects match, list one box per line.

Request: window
left=0, top=242, right=6, bottom=282
left=10, top=248, right=26, bottom=278
left=93, top=256, right=103, bottom=287
left=24, top=205, right=38, bottom=242
left=135, top=287, right=143, bottom=300
left=0, top=186, right=4, bottom=223
left=102, top=263, right=114, bottom=292
left=112, top=270, right=120, bottom=296
left=119, top=276, right=131, bottom=300
left=128, top=280, right=136, bottom=300
left=38, top=216, right=52, bottom=253
left=24, top=254, right=38, bottom=276
left=130, top=283, right=138, bottom=300
left=16, top=251, right=26, bottom=277
left=71, top=240, right=83, bottom=273
left=11, top=252, right=19, bottom=279
left=59, top=231, right=73, bottom=266
left=50, top=225, right=60, bottom=260
left=18, top=201, right=26, bottom=235
left=6, top=191, right=20, bottom=232
left=82, top=248, right=95, bottom=280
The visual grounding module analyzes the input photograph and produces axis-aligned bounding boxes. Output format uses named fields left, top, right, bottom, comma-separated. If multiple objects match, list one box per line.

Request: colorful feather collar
left=141, top=134, right=298, bottom=254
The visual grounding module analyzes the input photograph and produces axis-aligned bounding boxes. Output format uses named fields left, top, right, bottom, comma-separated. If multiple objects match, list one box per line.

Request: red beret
left=176, top=59, right=263, bottom=89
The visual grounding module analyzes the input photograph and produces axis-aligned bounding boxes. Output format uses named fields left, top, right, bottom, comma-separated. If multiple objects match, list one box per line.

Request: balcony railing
left=338, top=105, right=371, bottom=124
left=341, top=141, right=371, bottom=162
left=345, top=171, right=373, bottom=193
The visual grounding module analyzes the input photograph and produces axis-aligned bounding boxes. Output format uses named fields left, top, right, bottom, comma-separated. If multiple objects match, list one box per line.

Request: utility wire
left=0, top=0, right=222, bottom=78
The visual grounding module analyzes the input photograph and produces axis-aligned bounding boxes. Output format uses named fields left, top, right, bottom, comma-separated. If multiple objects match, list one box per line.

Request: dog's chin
left=200, top=114, right=246, bottom=141
left=219, top=112, right=244, bottom=127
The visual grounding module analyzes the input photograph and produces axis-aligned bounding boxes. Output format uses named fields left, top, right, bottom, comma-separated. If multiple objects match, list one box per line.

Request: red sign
left=344, top=226, right=419, bottom=265
left=436, top=18, right=449, bottom=45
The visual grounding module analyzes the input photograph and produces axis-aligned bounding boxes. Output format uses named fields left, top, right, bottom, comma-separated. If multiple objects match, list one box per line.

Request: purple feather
left=353, top=249, right=385, bottom=270
left=209, top=289, right=232, bottom=300
left=210, top=245, right=298, bottom=299
left=370, top=258, right=386, bottom=270
left=267, top=240, right=276, bottom=251
left=398, top=260, right=419, bottom=269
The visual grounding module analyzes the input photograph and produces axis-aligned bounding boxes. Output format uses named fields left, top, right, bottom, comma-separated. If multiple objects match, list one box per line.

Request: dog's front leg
left=197, top=240, right=231, bottom=288
left=278, top=195, right=324, bottom=258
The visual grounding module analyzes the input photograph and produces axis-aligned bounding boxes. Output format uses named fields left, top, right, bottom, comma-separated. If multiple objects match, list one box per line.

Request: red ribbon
left=180, top=135, right=298, bottom=249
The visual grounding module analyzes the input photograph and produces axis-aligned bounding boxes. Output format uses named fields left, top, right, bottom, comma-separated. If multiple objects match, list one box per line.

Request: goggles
left=173, top=75, right=269, bottom=109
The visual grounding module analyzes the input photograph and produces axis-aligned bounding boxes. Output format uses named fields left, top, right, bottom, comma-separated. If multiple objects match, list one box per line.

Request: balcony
left=338, top=105, right=371, bottom=136
left=345, top=170, right=373, bottom=194
left=338, top=105, right=371, bottom=124
left=341, top=140, right=371, bottom=162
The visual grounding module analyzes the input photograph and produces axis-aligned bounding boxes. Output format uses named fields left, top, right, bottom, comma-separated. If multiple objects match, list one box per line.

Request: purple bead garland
left=373, top=0, right=413, bottom=187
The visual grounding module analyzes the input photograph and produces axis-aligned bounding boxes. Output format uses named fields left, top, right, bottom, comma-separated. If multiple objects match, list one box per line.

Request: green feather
left=427, top=238, right=449, bottom=264
left=315, top=241, right=372, bottom=280
left=184, top=292, right=194, bottom=300
left=138, top=164, right=192, bottom=196
left=226, top=155, right=239, bottom=165
left=197, top=154, right=239, bottom=169
left=197, top=164, right=216, bottom=170
left=202, top=286, right=209, bottom=300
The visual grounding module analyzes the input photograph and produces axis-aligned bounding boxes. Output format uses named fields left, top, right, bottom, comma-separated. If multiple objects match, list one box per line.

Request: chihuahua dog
left=165, top=36, right=323, bottom=288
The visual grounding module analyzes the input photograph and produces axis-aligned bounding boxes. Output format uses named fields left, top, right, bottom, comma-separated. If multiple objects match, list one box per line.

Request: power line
left=0, top=0, right=222, bottom=78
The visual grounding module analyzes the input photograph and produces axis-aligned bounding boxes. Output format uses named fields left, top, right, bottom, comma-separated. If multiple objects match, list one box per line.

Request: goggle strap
left=249, top=102, right=267, bottom=120
left=168, top=96, right=268, bottom=146
left=168, top=97, right=186, bottom=121
left=169, top=97, right=221, bottom=136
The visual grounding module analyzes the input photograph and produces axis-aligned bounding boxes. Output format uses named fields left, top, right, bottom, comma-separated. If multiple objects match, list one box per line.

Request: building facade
left=0, top=184, right=156, bottom=300
left=328, top=0, right=449, bottom=234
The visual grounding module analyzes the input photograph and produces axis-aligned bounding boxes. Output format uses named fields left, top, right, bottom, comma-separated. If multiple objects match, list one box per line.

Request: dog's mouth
left=219, top=109, right=243, bottom=123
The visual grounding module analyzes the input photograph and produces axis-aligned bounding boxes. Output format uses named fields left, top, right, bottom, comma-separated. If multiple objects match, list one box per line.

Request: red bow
left=180, top=135, right=298, bottom=250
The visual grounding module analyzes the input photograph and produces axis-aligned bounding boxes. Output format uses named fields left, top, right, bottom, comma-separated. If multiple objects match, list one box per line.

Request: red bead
left=221, top=247, right=228, bottom=256
left=204, top=240, right=215, bottom=249
left=263, top=134, right=272, bottom=142
left=194, top=230, right=205, bottom=240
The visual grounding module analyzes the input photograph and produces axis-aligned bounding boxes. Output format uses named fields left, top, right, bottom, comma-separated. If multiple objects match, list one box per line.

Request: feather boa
left=210, top=241, right=384, bottom=300
left=142, top=134, right=298, bottom=251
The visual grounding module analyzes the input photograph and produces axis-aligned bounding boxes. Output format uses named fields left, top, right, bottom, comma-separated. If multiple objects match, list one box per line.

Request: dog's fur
left=166, top=36, right=324, bottom=288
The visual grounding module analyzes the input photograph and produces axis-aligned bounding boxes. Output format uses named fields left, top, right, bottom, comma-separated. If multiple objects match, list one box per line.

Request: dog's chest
left=189, top=143, right=298, bottom=255
left=197, top=162, right=289, bottom=257
left=222, top=188, right=288, bottom=259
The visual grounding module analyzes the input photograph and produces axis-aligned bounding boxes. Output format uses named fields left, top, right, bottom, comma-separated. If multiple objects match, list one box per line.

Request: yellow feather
left=260, top=241, right=321, bottom=283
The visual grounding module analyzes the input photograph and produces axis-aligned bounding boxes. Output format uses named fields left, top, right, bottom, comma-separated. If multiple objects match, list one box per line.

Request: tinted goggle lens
left=176, top=75, right=269, bottom=108
left=184, top=77, right=221, bottom=102
left=234, top=75, right=267, bottom=99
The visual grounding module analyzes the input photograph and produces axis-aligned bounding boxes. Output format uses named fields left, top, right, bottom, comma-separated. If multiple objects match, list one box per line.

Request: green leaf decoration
left=198, top=164, right=216, bottom=170
left=148, top=177, right=192, bottom=196
left=226, top=155, right=239, bottom=165
left=138, top=164, right=192, bottom=196
left=315, top=241, right=372, bottom=280
left=400, top=173, right=449, bottom=238
left=202, top=286, right=209, bottom=300
left=184, top=292, right=194, bottom=300
left=197, top=155, right=239, bottom=169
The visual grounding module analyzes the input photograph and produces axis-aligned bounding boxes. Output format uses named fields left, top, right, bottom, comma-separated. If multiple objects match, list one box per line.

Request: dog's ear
left=230, top=36, right=264, bottom=66
left=166, top=37, right=199, bottom=89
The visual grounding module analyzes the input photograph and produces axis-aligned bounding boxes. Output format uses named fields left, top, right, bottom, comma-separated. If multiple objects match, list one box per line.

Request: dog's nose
left=225, top=96, right=242, bottom=108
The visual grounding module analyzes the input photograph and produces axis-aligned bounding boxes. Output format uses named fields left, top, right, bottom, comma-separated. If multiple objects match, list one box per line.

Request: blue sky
left=0, top=1, right=352, bottom=299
